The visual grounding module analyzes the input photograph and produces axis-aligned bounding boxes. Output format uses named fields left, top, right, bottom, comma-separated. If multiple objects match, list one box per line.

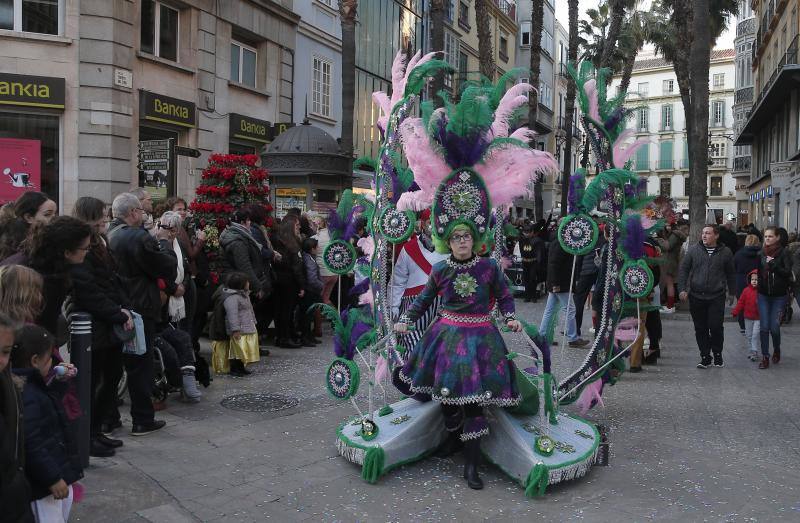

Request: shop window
left=231, top=40, right=258, bottom=88
left=141, top=0, right=179, bottom=62
left=0, top=111, right=60, bottom=204
left=229, top=142, right=256, bottom=155
left=0, top=0, right=62, bottom=34
left=312, top=55, right=332, bottom=117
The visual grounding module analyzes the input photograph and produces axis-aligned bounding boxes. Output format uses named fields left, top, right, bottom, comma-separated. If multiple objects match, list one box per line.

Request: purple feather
left=568, top=174, right=585, bottom=214
left=623, top=183, right=635, bottom=199
left=433, top=118, right=490, bottom=169
left=381, top=155, right=402, bottom=204
left=349, top=278, right=371, bottom=297
left=327, top=208, right=346, bottom=238
left=342, top=205, right=364, bottom=241
left=636, top=176, right=648, bottom=195
left=622, top=214, right=646, bottom=260
left=348, top=320, right=372, bottom=360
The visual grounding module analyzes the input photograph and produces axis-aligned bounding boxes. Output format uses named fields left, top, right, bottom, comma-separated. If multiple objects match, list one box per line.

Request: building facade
left=732, top=0, right=756, bottom=225
left=611, top=50, right=739, bottom=223
left=0, top=0, right=299, bottom=212
left=293, top=0, right=342, bottom=137
left=735, top=0, right=800, bottom=232
left=512, top=0, right=555, bottom=218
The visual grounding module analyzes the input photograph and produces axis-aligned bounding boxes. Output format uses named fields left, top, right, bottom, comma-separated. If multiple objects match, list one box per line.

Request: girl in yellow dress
left=210, top=272, right=260, bottom=376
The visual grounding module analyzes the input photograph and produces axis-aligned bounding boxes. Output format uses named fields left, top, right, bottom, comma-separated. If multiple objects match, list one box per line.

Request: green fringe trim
left=543, top=373, right=558, bottom=425
left=524, top=463, right=549, bottom=498
left=378, top=405, right=393, bottom=417
left=361, top=446, right=385, bottom=484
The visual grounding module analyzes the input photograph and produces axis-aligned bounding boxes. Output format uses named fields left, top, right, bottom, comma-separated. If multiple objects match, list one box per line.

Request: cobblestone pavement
left=72, top=300, right=800, bottom=522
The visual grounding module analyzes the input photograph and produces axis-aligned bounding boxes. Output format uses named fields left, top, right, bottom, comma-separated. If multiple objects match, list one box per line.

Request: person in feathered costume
left=392, top=76, right=558, bottom=490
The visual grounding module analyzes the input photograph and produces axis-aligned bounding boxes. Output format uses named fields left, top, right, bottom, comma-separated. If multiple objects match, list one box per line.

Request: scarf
left=168, top=238, right=186, bottom=322
left=764, top=242, right=781, bottom=259
left=229, top=222, right=262, bottom=250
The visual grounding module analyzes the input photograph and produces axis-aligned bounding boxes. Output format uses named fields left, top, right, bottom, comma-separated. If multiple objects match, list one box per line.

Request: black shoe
left=229, top=359, right=251, bottom=377
left=314, top=338, right=322, bottom=344
left=131, top=420, right=166, bottom=436
left=95, top=433, right=123, bottom=448
left=524, top=298, right=531, bottom=303
left=277, top=338, right=302, bottom=349
left=301, top=337, right=317, bottom=347
left=101, top=419, right=122, bottom=435
left=90, top=438, right=115, bottom=457
left=462, top=439, right=484, bottom=490
left=713, top=353, right=724, bottom=367
left=259, top=347, right=271, bottom=356
left=629, top=366, right=642, bottom=373
left=643, top=349, right=660, bottom=365
left=697, top=356, right=712, bottom=369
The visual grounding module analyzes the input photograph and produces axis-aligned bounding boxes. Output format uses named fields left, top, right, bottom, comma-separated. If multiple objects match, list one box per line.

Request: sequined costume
left=399, top=255, right=519, bottom=440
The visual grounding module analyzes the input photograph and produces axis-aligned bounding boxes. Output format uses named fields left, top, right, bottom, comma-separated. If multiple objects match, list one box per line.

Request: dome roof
left=267, top=119, right=341, bottom=155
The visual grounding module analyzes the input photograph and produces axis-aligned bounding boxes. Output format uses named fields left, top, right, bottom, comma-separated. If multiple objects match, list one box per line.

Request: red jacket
left=731, top=285, right=759, bottom=320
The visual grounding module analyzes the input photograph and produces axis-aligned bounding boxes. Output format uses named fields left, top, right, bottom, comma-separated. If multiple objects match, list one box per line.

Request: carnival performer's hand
left=54, top=363, right=77, bottom=381
left=121, top=309, right=134, bottom=331
left=195, top=229, right=206, bottom=242
left=49, top=479, right=69, bottom=500
left=174, top=284, right=185, bottom=298
left=679, top=291, right=688, bottom=302
left=393, top=322, right=408, bottom=334
left=506, top=320, right=523, bottom=332
left=232, top=331, right=242, bottom=341
left=552, top=286, right=561, bottom=293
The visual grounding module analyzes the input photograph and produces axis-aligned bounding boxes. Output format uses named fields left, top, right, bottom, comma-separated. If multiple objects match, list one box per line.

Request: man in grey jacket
left=677, top=224, right=736, bottom=369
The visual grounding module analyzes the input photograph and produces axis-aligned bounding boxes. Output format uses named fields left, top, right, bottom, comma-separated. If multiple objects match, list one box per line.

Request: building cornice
left=298, top=21, right=342, bottom=52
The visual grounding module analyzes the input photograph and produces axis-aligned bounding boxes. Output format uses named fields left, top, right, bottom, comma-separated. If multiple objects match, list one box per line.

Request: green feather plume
left=403, top=59, right=454, bottom=98
left=445, top=84, right=495, bottom=137
left=488, top=67, right=530, bottom=108
left=353, top=156, right=377, bottom=172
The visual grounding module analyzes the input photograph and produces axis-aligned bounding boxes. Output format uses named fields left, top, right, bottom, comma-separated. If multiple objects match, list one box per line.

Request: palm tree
left=339, top=0, right=358, bottom=161
left=429, top=0, right=446, bottom=105
left=599, top=0, right=628, bottom=70
left=529, top=0, right=545, bottom=220
left=475, top=0, right=495, bottom=79
left=689, top=0, right=712, bottom=238
left=616, top=5, right=649, bottom=93
left=648, top=0, right=737, bottom=237
left=560, top=0, right=580, bottom=216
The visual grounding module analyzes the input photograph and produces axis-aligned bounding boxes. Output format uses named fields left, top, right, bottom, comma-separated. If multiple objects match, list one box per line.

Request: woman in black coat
left=0, top=315, right=34, bottom=523
left=756, top=226, right=794, bottom=368
left=71, top=197, right=132, bottom=456
left=270, top=214, right=307, bottom=348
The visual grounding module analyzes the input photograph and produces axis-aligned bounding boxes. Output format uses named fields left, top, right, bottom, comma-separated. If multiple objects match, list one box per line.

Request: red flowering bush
left=190, top=154, right=272, bottom=278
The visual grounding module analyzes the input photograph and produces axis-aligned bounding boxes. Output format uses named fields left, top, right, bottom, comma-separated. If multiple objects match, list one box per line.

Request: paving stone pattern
left=72, top=301, right=800, bottom=522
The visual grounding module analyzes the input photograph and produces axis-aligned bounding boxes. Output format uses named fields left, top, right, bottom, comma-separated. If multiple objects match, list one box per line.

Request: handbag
left=122, top=311, right=147, bottom=356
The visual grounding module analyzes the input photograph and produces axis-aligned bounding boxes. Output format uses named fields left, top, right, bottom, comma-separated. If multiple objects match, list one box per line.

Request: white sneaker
left=660, top=306, right=675, bottom=314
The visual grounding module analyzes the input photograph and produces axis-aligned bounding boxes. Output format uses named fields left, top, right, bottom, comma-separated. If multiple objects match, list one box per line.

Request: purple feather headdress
left=622, top=214, right=646, bottom=260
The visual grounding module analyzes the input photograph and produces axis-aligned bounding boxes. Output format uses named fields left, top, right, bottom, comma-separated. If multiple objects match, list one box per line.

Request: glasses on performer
left=450, top=234, right=473, bottom=243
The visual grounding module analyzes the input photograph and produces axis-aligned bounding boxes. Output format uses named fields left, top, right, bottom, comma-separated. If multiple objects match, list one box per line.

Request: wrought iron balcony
left=733, top=155, right=752, bottom=172
left=494, top=0, right=514, bottom=19
left=754, top=34, right=799, bottom=109
left=735, top=86, right=754, bottom=105
left=736, top=17, right=756, bottom=37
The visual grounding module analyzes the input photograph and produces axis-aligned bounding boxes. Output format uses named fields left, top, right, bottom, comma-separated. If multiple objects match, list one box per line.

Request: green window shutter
left=659, top=141, right=673, bottom=170
left=636, top=143, right=649, bottom=171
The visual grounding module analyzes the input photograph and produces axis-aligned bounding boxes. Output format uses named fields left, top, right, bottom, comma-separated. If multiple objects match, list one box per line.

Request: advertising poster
left=275, top=188, right=307, bottom=218
left=0, top=138, right=41, bottom=203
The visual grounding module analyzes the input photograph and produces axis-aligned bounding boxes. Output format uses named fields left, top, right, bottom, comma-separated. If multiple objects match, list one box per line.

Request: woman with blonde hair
left=0, top=264, right=43, bottom=324
left=734, top=234, right=762, bottom=334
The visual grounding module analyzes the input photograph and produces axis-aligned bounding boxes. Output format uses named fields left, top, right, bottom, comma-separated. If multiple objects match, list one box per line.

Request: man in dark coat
left=718, top=221, right=739, bottom=255
left=538, top=221, right=588, bottom=347
left=108, top=192, right=177, bottom=436
left=678, top=223, right=736, bottom=369
left=517, top=225, right=544, bottom=302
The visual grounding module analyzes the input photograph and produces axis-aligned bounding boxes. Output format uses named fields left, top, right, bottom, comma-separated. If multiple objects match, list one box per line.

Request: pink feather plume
left=509, top=127, right=537, bottom=143
left=584, top=79, right=601, bottom=122
left=400, top=118, right=451, bottom=194
left=612, top=129, right=649, bottom=168
left=475, top=146, right=558, bottom=206
left=575, top=379, right=604, bottom=415
left=490, top=83, right=535, bottom=138
left=396, top=190, right=434, bottom=212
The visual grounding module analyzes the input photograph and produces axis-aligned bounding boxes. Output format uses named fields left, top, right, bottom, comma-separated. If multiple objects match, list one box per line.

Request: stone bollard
left=69, top=312, right=92, bottom=468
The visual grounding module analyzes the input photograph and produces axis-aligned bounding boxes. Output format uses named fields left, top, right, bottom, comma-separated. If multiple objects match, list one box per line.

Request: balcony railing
left=658, top=158, right=674, bottom=170
left=680, top=158, right=690, bottom=169
left=557, top=116, right=581, bottom=139
left=754, top=34, right=799, bottom=109
left=735, top=86, right=754, bottom=105
left=733, top=155, right=752, bottom=172
left=494, top=0, right=515, bottom=19
left=736, top=17, right=756, bottom=37
left=709, top=157, right=728, bottom=168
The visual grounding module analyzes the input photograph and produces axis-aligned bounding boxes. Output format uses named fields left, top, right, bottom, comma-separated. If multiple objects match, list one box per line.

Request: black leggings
left=440, top=403, right=483, bottom=429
